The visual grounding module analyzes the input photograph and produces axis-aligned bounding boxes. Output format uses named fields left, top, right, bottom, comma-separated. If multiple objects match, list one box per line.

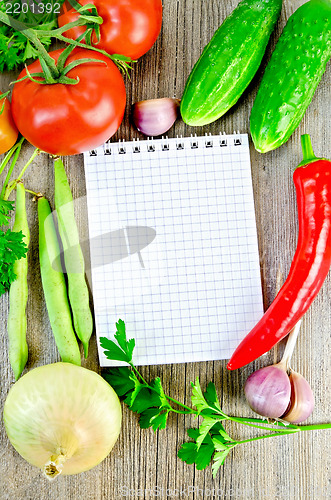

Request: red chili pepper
left=227, top=134, right=331, bottom=370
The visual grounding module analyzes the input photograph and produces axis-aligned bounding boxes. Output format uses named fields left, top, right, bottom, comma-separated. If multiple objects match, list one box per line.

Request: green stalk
left=301, top=134, right=316, bottom=162
left=291, top=423, right=331, bottom=431
left=3, top=148, right=39, bottom=201
left=38, top=18, right=103, bottom=38
left=0, top=138, right=25, bottom=200
left=297, top=134, right=326, bottom=168
left=0, top=138, right=24, bottom=184
left=236, top=430, right=300, bottom=447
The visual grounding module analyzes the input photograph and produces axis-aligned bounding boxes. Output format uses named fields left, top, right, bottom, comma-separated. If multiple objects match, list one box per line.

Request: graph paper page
left=84, top=134, right=264, bottom=366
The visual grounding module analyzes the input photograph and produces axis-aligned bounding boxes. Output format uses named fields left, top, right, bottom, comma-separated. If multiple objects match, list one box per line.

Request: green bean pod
left=38, top=196, right=81, bottom=365
left=7, top=182, right=29, bottom=380
left=54, top=158, right=93, bottom=358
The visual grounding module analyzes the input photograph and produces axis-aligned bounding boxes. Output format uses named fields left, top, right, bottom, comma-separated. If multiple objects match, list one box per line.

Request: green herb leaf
left=0, top=199, right=14, bottom=226
left=114, top=319, right=135, bottom=362
left=0, top=1, right=64, bottom=73
left=212, top=449, right=231, bottom=477
left=103, top=366, right=135, bottom=397
left=128, top=386, right=162, bottom=413
left=101, top=319, right=135, bottom=364
left=191, top=377, right=211, bottom=414
left=139, top=407, right=170, bottom=431
left=178, top=428, right=215, bottom=470
left=0, top=228, right=27, bottom=295
left=204, top=382, right=223, bottom=413
left=196, top=416, right=219, bottom=450
left=100, top=337, right=132, bottom=364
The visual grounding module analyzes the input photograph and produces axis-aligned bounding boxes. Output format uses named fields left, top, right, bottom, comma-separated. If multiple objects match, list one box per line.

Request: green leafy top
left=0, top=1, right=64, bottom=72
left=101, top=320, right=330, bottom=477
left=0, top=198, right=27, bottom=295
left=0, top=228, right=27, bottom=294
left=0, top=199, right=14, bottom=226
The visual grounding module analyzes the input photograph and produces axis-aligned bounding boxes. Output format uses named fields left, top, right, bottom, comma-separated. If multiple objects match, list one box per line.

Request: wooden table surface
left=1, top=1, right=330, bottom=499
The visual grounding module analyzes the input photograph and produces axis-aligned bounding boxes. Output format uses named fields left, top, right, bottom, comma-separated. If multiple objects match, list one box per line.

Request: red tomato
left=0, top=97, right=19, bottom=155
left=58, top=0, right=163, bottom=60
left=11, top=48, right=126, bottom=156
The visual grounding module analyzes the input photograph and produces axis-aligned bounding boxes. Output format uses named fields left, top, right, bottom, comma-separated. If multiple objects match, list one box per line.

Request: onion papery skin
left=244, top=365, right=291, bottom=419
left=3, top=363, right=122, bottom=477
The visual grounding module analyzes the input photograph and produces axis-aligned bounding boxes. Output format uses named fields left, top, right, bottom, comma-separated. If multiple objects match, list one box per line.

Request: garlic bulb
left=132, top=98, right=180, bottom=136
left=244, top=320, right=315, bottom=422
left=244, top=364, right=291, bottom=418
left=3, top=363, right=122, bottom=479
left=282, top=370, right=315, bottom=423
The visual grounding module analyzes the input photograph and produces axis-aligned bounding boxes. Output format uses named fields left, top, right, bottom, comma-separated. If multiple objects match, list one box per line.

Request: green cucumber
left=250, top=0, right=331, bottom=153
left=180, top=0, right=282, bottom=126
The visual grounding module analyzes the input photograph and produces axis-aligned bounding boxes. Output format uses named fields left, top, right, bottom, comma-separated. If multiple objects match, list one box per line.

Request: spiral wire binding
left=89, top=132, right=243, bottom=156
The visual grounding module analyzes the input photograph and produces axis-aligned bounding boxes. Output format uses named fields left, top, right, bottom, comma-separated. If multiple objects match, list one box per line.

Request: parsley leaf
left=100, top=319, right=135, bottom=364
left=195, top=416, right=220, bottom=450
left=0, top=199, right=14, bottom=226
left=203, top=382, right=223, bottom=413
left=114, top=319, right=135, bottom=362
left=103, top=366, right=136, bottom=397
left=0, top=1, right=64, bottom=72
left=0, top=228, right=28, bottom=294
left=178, top=428, right=215, bottom=470
left=191, top=377, right=212, bottom=414
left=212, top=449, right=231, bottom=477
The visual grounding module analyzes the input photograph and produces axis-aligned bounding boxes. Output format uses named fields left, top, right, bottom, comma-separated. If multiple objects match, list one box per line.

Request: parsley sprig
left=0, top=1, right=63, bottom=72
left=101, top=320, right=331, bottom=477
left=0, top=199, right=27, bottom=295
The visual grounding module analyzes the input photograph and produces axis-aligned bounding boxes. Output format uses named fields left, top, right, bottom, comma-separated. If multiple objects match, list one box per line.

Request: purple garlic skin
left=282, top=371, right=315, bottom=424
left=132, top=98, right=180, bottom=137
left=244, top=365, right=291, bottom=419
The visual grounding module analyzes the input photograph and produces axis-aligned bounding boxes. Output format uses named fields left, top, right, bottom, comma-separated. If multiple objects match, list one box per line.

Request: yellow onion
left=3, top=363, right=122, bottom=479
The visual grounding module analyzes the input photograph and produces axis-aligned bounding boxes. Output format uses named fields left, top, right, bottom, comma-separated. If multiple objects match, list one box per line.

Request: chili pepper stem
left=297, top=134, right=326, bottom=168
left=277, top=320, right=302, bottom=372
left=301, top=134, right=316, bottom=162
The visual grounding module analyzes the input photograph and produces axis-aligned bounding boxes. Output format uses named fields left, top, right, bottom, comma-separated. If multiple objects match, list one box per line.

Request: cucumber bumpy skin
left=250, top=0, right=331, bottom=153
left=180, top=0, right=282, bottom=127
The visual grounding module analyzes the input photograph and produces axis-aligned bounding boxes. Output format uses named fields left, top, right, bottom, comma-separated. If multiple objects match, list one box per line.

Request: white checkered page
left=84, top=133, right=263, bottom=366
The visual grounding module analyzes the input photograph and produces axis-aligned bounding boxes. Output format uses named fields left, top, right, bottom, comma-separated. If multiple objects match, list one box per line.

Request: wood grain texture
left=0, top=1, right=330, bottom=499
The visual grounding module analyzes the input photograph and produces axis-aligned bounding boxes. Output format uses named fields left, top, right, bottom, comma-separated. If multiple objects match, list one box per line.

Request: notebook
left=83, top=133, right=264, bottom=367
